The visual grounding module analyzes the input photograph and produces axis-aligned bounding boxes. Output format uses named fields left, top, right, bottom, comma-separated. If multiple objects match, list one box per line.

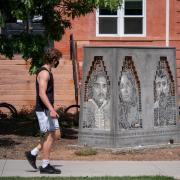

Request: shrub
left=57, top=107, right=79, bottom=128
left=74, top=148, right=97, bottom=156
left=0, top=105, right=79, bottom=137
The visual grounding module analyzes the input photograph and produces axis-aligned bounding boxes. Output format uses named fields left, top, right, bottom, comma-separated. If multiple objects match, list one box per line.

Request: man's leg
left=39, top=129, right=61, bottom=174
left=25, top=111, right=48, bottom=170
left=26, top=110, right=61, bottom=173
left=52, top=129, right=61, bottom=141
left=41, top=132, right=54, bottom=167
left=25, top=128, right=60, bottom=171
left=31, top=143, right=42, bottom=155
left=25, top=140, right=43, bottom=169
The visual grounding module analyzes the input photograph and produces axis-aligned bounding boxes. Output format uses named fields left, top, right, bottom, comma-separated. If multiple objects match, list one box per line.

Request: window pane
left=99, top=8, right=117, bottom=15
left=124, top=17, right=142, bottom=34
left=99, top=17, right=117, bottom=34
left=125, top=0, right=142, bottom=15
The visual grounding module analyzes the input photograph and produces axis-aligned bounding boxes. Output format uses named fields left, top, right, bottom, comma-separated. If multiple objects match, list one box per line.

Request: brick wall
left=55, top=0, right=180, bottom=97
left=0, top=57, right=75, bottom=111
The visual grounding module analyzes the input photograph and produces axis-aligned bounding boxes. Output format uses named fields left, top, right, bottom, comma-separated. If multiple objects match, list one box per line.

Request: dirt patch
left=1, top=134, right=180, bottom=160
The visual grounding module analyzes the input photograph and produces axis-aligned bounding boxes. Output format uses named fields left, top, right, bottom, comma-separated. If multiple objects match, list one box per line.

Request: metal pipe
left=166, top=0, right=170, bottom=46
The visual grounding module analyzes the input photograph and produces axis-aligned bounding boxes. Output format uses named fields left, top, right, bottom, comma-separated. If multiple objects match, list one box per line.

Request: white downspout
left=0, top=11, right=2, bottom=34
left=166, top=0, right=170, bottom=46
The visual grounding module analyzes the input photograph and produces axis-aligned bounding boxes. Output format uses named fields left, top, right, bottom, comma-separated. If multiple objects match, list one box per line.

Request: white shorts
left=36, top=110, right=59, bottom=134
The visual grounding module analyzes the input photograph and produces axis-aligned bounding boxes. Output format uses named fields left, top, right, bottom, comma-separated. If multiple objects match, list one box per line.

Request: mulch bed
left=1, top=134, right=180, bottom=161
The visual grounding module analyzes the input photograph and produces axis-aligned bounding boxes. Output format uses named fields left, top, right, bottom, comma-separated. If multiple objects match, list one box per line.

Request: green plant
left=74, top=148, right=97, bottom=156
left=12, top=106, right=36, bottom=122
left=56, top=107, right=79, bottom=138
left=0, top=106, right=39, bottom=136
left=57, top=107, right=79, bottom=128
left=0, top=0, right=122, bottom=74
left=0, top=106, right=80, bottom=137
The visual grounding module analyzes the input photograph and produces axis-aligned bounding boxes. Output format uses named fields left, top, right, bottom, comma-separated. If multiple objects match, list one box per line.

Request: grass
left=0, top=176, right=175, bottom=180
left=74, top=147, right=97, bottom=156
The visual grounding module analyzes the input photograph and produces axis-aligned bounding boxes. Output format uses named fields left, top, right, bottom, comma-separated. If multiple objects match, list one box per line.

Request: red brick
left=0, top=58, right=75, bottom=110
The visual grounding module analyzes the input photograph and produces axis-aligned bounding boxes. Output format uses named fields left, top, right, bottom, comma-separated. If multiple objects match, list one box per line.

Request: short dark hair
left=43, top=48, right=62, bottom=64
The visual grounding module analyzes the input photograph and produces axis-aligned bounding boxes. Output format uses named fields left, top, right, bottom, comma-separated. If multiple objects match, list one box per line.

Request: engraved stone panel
left=79, top=46, right=179, bottom=148
left=118, top=56, right=142, bottom=129
left=154, top=56, right=176, bottom=126
left=82, top=56, right=111, bottom=130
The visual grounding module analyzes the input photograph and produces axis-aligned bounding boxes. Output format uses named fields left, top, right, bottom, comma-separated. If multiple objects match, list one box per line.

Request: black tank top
left=35, top=67, right=54, bottom=111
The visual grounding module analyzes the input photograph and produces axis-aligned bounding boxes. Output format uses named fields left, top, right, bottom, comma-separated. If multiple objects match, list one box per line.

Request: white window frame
left=96, top=0, right=146, bottom=37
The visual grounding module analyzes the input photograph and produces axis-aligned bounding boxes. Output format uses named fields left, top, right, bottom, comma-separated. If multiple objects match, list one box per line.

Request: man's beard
left=94, top=93, right=106, bottom=107
left=159, top=92, right=168, bottom=107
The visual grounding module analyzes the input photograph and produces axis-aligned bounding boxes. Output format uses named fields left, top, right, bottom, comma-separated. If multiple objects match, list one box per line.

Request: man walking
left=25, top=48, right=62, bottom=174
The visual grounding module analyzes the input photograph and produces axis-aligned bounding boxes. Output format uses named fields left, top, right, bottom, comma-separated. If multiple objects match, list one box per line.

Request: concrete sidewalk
left=0, top=160, right=180, bottom=179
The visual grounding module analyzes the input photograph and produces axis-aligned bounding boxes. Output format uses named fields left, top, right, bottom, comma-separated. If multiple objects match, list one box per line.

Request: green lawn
left=0, top=176, right=175, bottom=180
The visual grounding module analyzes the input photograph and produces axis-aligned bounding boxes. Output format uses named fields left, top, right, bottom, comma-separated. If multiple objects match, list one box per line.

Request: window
left=2, top=14, right=44, bottom=36
left=96, top=0, right=146, bottom=37
left=98, top=8, right=118, bottom=34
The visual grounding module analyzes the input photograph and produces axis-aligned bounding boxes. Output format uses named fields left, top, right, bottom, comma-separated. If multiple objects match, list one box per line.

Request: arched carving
left=118, top=56, right=142, bottom=129
left=83, top=56, right=111, bottom=130
left=154, top=56, right=176, bottom=126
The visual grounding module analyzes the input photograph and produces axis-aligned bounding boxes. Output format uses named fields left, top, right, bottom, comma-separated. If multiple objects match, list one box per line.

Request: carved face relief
left=92, top=75, right=107, bottom=107
left=119, top=74, right=133, bottom=103
left=155, top=75, right=169, bottom=98
left=154, top=57, right=176, bottom=126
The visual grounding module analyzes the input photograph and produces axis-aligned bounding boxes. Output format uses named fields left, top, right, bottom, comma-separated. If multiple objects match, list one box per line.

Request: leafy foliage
left=90, top=0, right=122, bottom=10
left=0, top=33, right=47, bottom=73
left=0, top=0, right=122, bottom=74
